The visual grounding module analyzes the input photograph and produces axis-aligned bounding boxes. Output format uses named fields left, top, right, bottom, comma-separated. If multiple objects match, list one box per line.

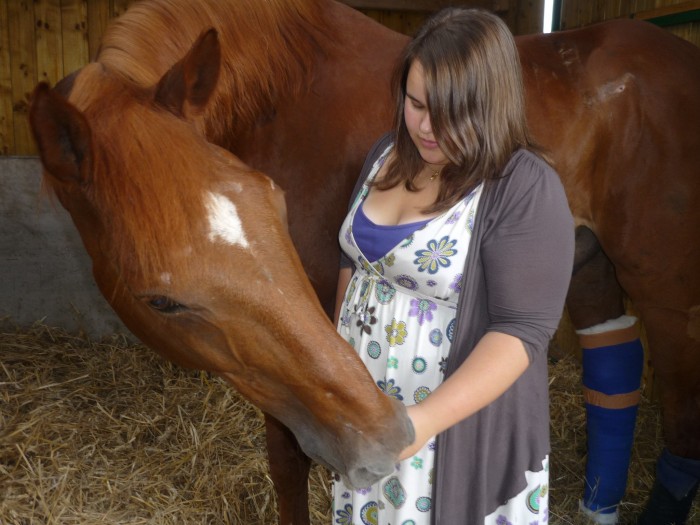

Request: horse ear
left=29, top=82, right=93, bottom=186
left=155, top=28, right=221, bottom=119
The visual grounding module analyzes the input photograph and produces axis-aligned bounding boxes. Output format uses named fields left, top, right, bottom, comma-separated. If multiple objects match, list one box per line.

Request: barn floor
left=1, top=322, right=698, bottom=524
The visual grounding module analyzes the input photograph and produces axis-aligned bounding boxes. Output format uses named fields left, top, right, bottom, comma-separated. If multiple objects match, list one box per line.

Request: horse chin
left=298, top=435, right=398, bottom=489
left=291, top=399, right=415, bottom=489
left=342, top=460, right=397, bottom=490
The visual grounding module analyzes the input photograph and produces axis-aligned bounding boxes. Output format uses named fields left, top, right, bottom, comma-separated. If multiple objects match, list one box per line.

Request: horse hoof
left=637, top=478, right=699, bottom=525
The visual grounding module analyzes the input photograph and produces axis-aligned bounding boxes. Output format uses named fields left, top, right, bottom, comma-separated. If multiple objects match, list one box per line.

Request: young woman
left=332, top=7, right=574, bottom=524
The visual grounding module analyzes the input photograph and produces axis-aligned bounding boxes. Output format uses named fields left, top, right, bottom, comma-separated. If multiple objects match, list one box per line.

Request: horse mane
left=97, top=0, right=330, bottom=139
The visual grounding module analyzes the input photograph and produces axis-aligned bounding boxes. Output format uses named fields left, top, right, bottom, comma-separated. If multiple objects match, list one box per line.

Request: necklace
left=426, top=165, right=440, bottom=182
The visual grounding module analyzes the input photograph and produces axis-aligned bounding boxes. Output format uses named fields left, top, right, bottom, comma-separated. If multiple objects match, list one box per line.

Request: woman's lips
left=420, top=137, right=439, bottom=149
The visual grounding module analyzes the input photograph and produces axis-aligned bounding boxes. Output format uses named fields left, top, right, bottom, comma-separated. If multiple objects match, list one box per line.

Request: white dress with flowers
left=332, top=145, right=483, bottom=525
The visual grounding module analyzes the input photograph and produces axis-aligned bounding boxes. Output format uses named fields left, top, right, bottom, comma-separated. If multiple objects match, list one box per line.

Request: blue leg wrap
left=577, top=316, right=644, bottom=519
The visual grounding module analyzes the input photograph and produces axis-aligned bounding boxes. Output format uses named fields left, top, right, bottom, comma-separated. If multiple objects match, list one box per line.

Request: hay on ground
left=0, top=322, right=697, bottom=524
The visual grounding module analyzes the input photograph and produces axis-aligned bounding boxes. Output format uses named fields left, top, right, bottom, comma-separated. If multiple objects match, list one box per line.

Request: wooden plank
left=34, top=0, right=63, bottom=86
left=359, top=1, right=519, bottom=34
left=632, top=0, right=659, bottom=13
left=7, top=0, right=38, bottom=155
left=87, top=0, right=110, bottom=60
left=361, top=9, right=428, bottom=34
left=492, top=0, right=511, bottom=15
left=578, top=0, right=593, bottom=26
left=341, top=0, right=461, bottom=12
left=61, top=0, right=89, bottom=75
left=613, top=0, right=633, bottom=19
left=666, top=21, right=700, bottom=45
left=559, top=0, right=577, bottom=29
left=0, top=1, right=14, bottom=155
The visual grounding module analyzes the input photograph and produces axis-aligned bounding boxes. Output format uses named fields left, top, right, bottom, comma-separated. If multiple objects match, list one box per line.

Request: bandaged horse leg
left=577, top=315, right=644, bottom=523
left=637, top=449, right=700, bottom=525
left=567, top=226, right=638, bottom=523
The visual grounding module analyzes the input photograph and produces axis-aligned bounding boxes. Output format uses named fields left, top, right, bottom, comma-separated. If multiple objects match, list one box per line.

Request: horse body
left=520, top=21, right=700, bottom=454
left=28, top=0, right=700, bottom=522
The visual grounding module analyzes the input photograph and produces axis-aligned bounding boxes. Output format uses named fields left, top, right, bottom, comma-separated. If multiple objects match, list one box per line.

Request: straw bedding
left=1, top=322, right=697, bottom=524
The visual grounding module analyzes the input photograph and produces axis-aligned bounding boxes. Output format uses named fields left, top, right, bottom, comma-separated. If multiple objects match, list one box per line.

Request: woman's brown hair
left=377, top=8, right=534, bottom=213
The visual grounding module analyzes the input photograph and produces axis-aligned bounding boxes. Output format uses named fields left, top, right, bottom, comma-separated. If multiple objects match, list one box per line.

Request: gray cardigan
left=342, top=133, right=574, bottom=522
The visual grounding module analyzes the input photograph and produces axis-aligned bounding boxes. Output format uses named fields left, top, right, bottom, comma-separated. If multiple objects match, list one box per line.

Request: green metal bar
left=642, top=9, right=700, bottom=27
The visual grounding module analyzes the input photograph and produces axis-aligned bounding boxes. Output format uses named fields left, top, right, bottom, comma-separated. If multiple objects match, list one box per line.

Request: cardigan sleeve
left=480, top=151, right=574, bottom=362
left=339, top=132, right=394, bottom=269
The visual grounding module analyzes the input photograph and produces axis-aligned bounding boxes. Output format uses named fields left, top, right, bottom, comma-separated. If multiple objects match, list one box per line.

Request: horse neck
left=217, top=2, right=409, bottom=157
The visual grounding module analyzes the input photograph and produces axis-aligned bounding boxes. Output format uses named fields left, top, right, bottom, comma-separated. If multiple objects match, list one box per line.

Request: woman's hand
left=397, top=332, right=530, bottom=462
left=398, top=403, right=438, bottom=460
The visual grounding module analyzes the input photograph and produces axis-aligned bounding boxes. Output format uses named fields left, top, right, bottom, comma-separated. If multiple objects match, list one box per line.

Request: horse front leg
left=566, top=226, right=643, bottom=524
left=635, top=307, right=700, bottom=525
left=264, top=414, right=312, bottom=525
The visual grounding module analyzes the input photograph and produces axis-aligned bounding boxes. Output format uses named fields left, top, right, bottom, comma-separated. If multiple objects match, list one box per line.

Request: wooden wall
left=2, top=0, right=698, bottom=155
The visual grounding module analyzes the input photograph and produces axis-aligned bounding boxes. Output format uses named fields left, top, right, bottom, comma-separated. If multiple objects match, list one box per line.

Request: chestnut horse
left=28, top=0, right=700, bottom=522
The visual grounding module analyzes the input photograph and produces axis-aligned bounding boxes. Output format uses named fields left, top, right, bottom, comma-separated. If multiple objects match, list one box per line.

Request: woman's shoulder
left=367, top=132, right=395, bottom=163
left=494, top=148, right=563, bottom=196
left=505, top=148, right=557, bottom=180
left=480, top=148, right=569, bottom=223
left=358, top=133, right=395, bottom=180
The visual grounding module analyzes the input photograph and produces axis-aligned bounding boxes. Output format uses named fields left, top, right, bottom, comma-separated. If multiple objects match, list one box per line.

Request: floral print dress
left=332, top=145, right=483, bottom=525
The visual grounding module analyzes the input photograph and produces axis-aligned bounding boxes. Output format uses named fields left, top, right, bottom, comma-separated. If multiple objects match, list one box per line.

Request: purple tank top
left=353, top=204, right=430, bottom=263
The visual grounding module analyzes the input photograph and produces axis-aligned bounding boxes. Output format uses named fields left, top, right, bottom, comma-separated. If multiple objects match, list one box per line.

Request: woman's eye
left=146, top=296, right=187, bottom=314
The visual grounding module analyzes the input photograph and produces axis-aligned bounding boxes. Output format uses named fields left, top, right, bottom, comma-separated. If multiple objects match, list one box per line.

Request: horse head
left=29, top=29, right=414, bottom=488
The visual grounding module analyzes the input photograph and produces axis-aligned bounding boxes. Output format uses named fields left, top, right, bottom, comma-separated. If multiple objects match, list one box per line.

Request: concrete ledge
left=0, top=156, right=130, bottom=338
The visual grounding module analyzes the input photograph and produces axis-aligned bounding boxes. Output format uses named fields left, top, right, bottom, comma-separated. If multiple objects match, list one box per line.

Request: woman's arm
left=400, top=331, right=529, bottom=459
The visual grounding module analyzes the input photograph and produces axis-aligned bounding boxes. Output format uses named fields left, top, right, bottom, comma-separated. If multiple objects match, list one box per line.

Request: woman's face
left=404, top=60, right=449, bottom=167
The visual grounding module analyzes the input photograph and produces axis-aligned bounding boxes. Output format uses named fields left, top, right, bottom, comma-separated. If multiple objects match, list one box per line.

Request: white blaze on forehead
left=205, top=192, right=250, bottom=248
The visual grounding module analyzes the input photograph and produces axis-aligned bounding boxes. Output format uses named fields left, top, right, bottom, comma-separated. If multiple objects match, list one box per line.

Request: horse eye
left=146, top=295, right=187, bottom=314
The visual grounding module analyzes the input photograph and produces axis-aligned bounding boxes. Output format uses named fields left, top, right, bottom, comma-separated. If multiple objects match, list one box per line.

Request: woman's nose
left=419, top=114, right=432, bottom=134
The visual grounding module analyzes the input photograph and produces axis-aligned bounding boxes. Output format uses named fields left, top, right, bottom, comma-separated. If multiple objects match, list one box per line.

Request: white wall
left=0, top=157, right=129, bottom=337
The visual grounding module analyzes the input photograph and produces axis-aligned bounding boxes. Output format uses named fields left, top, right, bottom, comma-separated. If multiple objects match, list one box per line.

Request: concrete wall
left=0, top=156, right=129, bottom=337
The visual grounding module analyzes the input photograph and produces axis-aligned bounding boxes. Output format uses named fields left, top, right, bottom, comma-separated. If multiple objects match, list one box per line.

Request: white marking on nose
left=205, top=192, right=250, bottom=248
